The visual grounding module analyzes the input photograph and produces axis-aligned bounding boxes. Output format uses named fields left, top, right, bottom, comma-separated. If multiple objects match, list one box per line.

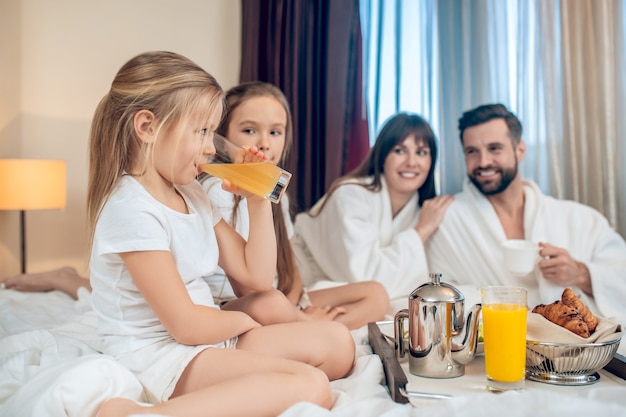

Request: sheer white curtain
left=361, top=0, right=626, bottom=237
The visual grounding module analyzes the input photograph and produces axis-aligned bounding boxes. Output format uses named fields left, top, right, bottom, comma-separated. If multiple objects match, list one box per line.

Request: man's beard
left=469, top=162, right=518, bottom=196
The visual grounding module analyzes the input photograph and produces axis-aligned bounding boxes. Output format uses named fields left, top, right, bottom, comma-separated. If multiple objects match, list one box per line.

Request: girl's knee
left=263, top=288, right=291, bottom=304
left=367, top=282, right=390, bottom=317
left=324, top=321, right=355, bottom=377
left=369, top=281, right=389, bottom=298
left=297, top=365, right=333, bottom=408
left=250, top=289, right=297, bottom=324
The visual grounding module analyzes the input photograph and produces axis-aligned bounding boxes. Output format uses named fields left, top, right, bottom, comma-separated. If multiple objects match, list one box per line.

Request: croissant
left=561, top=288, right=598, bottom=332
left=532, top=301, right=591, bottom=338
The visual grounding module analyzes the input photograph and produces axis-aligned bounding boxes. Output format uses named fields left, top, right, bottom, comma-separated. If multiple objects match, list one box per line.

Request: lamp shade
left=0, top=159, right=67, bottom=210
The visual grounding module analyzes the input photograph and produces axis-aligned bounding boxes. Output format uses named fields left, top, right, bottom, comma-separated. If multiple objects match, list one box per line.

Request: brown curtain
left=240, top=0, right=369, bottom=212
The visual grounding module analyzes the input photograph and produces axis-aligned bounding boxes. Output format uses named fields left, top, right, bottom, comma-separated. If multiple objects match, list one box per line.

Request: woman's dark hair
left=310, top=112, right=438, bottom=216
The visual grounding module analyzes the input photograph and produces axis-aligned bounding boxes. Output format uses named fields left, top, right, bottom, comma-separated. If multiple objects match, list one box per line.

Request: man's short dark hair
left=458, top=103, right=523, bottom=145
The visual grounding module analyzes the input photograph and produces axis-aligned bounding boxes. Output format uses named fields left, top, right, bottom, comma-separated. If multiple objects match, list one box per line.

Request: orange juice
left=200, top=162, right=291, bottom=203
left=482, top=303, right=527, bottom=383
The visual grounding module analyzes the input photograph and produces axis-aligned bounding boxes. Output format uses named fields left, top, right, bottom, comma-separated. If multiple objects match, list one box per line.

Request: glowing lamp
left=0, top=159, right=67, bottom=273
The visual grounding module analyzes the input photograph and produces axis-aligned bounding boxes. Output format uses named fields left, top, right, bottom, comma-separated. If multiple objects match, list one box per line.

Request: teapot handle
left=394, top=309, right=409, bottom=359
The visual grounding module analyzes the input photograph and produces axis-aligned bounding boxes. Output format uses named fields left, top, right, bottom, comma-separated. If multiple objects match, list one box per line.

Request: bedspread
left=1, top=289, right=625, bottom=417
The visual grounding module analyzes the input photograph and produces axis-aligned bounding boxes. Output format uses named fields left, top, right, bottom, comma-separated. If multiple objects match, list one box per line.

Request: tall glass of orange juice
left=480, top=286, right=527, bottom=392
left=199, top=133, right=292, bottom=204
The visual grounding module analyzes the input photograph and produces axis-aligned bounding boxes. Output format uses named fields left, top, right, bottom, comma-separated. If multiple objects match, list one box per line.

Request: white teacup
left=501, top=239, right=539, bottom=275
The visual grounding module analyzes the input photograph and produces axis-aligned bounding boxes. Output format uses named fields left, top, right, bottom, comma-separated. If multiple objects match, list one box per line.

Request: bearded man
left=425, top=103, right=626, bottom=345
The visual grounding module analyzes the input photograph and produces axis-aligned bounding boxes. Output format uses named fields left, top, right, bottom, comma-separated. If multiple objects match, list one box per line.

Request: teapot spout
left=451, top=303, right=482, bottom=365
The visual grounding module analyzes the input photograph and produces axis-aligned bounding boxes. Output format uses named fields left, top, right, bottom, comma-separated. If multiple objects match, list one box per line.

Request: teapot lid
left=410, top=273, right=464, bottom=303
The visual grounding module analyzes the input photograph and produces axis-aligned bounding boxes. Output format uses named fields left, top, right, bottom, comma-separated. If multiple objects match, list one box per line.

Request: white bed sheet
left=1, top=288, right=625, bottom=417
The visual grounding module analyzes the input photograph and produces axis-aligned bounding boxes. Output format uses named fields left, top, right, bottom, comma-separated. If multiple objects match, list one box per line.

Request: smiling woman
left=291, top=113, right=454, bottom=313
left=382, top=135, right=432, bottom=217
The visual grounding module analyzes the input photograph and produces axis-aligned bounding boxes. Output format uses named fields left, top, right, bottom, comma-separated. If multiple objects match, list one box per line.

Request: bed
left=1, top=288, right=625, bottom=417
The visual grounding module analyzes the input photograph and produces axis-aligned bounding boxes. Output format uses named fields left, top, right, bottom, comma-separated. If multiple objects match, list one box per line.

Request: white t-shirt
left=200, top=176, right=293, bottom=300
left=90, top=175, right=222, bottom=356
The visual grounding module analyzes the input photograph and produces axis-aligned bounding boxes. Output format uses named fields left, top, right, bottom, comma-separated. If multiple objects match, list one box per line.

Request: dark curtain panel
left=240, top=0, right=369, bottom=213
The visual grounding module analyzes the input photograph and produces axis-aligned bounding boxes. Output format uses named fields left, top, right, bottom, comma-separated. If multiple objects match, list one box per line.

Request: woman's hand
left=415, top=194, right=454, bottom=242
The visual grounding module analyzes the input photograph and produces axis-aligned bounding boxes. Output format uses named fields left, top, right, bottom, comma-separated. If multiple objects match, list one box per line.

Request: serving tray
left=605, top=352, right=626, bottom=379
left=368, top=321, right=626, bottom=405
left=368, top=322, right=409, bottom=403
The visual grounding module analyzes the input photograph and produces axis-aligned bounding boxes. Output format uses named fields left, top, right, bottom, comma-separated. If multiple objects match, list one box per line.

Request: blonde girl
left=89, top=51, right=354, bottom=417
left=200, top=81, right=389, bottom=330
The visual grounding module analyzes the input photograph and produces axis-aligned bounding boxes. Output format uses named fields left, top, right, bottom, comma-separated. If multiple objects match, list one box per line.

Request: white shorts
left=115, top=336, right=237, bottom=403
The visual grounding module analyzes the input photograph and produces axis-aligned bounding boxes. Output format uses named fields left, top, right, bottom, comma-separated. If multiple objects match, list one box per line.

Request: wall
left=0, top=0, right=23, bottom=275
left=0, top=0, right=241, bottom=277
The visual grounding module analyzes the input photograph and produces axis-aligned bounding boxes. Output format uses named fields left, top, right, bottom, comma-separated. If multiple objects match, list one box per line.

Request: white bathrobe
left=426, top=178, right=626, bottom=329
left=292, top=177, right=428, bottom=311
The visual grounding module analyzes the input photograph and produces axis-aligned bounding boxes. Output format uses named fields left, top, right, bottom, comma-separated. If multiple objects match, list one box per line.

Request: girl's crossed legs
left=98, top=320, right=355, bottom=417
left=223, top=283, right=390, bottom=330
left=308, top=281, right=389, bottom=329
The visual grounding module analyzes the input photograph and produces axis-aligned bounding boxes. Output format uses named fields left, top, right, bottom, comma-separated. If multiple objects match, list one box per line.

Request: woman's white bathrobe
left=426, top=179, right=626, bottom=331
left=292, top=177, right=428, bottom=313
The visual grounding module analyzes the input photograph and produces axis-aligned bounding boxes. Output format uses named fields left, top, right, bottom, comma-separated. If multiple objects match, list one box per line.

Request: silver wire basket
left=525, top=337, right=621, bottom=386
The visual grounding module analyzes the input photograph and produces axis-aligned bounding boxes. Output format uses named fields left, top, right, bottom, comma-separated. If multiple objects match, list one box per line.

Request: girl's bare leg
left=236, top=320, right=355, bottom=380
left=221, top=288, right=299, bottom=324
left=219, top=283, right=389, bottom=330
left=97, top=348, right=332, bottom=417
left=1, top=266, right=91, bottom=300
left=308, top=281, right=389, bottom=329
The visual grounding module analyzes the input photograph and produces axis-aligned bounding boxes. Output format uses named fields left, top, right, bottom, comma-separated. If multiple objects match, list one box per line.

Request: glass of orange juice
left=480, top=286, right=528, bottom=392
left=199, top=133, right=292, bottom=204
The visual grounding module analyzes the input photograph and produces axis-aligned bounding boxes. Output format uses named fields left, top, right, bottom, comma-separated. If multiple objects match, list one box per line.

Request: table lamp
left=0, top=159, right=67, bottom=273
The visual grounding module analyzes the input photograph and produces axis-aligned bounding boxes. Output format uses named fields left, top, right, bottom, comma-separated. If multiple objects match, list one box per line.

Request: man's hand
left=538, top=242, right=592, bottom=295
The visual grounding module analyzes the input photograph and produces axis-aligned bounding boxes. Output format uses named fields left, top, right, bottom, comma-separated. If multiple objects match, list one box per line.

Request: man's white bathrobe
left=292, top=177, right=429, bottom=313
left=426, top=179, right=626, bottom=330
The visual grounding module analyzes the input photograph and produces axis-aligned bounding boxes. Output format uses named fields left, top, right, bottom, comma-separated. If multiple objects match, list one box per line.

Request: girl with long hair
left=200, top=81, right=388, bottom=329
left=89, top=51, right=354, bottom=417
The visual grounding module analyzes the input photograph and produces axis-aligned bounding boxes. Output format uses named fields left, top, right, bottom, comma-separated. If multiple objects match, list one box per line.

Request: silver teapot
left=394, top=273, right=482, bottom=378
